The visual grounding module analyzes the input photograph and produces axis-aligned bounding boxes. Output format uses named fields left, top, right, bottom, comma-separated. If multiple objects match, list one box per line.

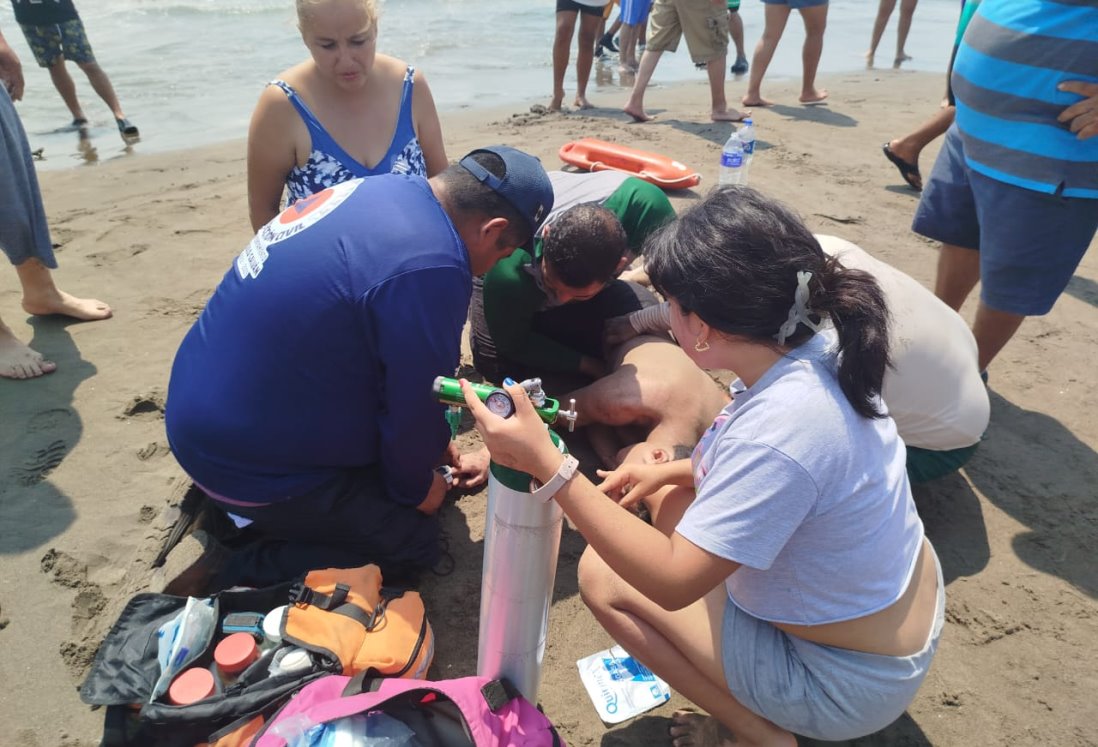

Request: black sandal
left=116, top=117, right=140, bottom=139
left=882, top=142, right=922, bottom=191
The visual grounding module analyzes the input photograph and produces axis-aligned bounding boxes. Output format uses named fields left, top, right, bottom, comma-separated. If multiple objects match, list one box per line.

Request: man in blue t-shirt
left=163, top=146, right=553, bottom=593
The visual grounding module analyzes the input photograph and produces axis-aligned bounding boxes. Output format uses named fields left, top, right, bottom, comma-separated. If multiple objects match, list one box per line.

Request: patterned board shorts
left=19, top=18, right=96, bottom=68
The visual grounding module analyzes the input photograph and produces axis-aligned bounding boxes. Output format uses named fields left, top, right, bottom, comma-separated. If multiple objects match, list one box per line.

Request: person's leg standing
left=895, top=0, right=918, bottom=66
left=552, top=2, right=581, bottom=110
left=575, top=5, right=605, bottom=108
left=0, top=84, right=110, bottom=379
left=18, top=22, right=86, bottom=123
left=797, top=0, right=828, bottom=103
left=675, top=0, right=745, bottom=120
left=624, top=0, right=678, bottom=121
left=743, top=1, right=791, bottom=106
left=60, top=19, right=122, bottom=119
left=966, top=170, right=1098, bottom=371
left=912, top=125, right=981, bottom=312
left=866, top=0, right=895, bottom=67
left=728, top=1, right=748, bottom=73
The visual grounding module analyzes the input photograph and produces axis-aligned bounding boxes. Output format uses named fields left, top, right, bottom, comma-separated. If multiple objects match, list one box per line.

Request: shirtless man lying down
left=564, top=334, right=730, bottom=467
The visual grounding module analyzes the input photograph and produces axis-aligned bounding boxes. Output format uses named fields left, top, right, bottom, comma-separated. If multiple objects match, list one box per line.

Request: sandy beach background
left=1, top=68, right=1097, bottom=746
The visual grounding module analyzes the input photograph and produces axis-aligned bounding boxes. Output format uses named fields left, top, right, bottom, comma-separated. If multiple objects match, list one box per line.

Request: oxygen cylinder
left=476, top=433, right=568, bottom=704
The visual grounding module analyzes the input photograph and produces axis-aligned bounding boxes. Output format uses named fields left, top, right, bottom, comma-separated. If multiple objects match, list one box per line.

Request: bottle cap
left=167, top=667, right=216, bottom=705
left=215, top=632, right=259, bottom=675
left=274, top=647, right=313, bottom=675
left=263, top=605, right=286, bottom=645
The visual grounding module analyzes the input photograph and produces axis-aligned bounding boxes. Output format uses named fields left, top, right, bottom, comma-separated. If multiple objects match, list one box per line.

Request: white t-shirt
left=631, top=237, right=990, bottom=451
left=816, top=236, right=989, bottom=450
left=676, top=330, right=924, bottom=626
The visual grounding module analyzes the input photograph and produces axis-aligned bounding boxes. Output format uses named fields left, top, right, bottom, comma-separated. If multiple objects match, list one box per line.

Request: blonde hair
left=296, top=0, right=380, bottom=26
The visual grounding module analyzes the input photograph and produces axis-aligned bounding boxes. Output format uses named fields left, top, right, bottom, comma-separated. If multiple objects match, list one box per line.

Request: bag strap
left=341, top=670, right=387, bottom=697
left=480, top=678, right=522, bottom=711
left=287, top=581, right=350, bottom=610
left=341, top=675, right=521, bottom=712
left=329, top=586, right=407, bottom=631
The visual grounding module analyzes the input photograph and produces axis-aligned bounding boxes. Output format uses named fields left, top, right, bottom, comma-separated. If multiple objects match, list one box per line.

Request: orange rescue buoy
left=559, top=138, right=702, bottom=191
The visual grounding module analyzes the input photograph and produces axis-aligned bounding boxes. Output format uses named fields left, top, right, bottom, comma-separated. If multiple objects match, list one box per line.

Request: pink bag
left=253, top=673, right=566, bottom=747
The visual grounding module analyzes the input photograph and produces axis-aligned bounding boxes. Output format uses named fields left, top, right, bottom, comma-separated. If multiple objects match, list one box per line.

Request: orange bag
left=282, top=565, right=434, bottom=679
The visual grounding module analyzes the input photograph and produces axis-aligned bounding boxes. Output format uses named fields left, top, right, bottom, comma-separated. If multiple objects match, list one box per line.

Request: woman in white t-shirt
left=459, top=187, right=944, bottom=745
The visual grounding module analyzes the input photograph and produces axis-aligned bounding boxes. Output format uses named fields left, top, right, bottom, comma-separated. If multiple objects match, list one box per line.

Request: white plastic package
left=577, top=645, right=671, bottom=724
left=151, top=596, right=216, bottom=702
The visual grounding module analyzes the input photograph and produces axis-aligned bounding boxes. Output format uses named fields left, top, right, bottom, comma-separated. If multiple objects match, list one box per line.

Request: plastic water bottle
left=739, top=118, right=756, bottom=184
left=718, top=127, right=744, bottom=186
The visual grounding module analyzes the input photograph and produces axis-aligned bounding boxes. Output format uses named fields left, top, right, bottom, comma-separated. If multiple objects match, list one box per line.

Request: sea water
left=0, top=0, right=961, bottom=170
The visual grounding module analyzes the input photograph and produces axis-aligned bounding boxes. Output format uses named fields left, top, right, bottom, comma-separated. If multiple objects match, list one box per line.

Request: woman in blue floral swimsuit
left=246, top=0, right=448, bottom=231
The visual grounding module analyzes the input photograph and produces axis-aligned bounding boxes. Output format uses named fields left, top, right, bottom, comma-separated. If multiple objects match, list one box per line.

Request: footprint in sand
left=15, top=439, right=68, bottom=486
left=119, top=391, right=166, bottom=420
left=40, top=548, right=88, bottom=588
left=26, top=407, right=75, bottom=433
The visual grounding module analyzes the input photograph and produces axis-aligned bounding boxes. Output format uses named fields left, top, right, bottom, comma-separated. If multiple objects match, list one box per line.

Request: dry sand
left=1, top=70, right=1096, bottom=746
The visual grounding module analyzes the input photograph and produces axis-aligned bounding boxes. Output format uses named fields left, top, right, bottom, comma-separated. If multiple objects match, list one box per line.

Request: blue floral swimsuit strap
left=388, top=65, right=419, bottom=163
left=274, top=69, right=425, bottom=205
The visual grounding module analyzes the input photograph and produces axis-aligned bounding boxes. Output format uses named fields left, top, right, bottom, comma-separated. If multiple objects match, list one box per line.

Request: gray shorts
left=721, top=545, right=945, bottom=741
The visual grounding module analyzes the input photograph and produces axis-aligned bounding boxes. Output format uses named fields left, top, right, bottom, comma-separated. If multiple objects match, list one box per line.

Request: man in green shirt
left=470, top=171, right=675, bottom=384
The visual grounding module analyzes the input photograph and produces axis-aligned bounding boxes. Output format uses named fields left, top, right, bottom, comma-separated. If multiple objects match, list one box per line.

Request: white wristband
left=529, top=454, right=579, bottom=502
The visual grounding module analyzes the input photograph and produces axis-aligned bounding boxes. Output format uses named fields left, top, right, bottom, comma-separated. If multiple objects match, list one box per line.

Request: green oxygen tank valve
left=432, top=376, right=578, bottom=432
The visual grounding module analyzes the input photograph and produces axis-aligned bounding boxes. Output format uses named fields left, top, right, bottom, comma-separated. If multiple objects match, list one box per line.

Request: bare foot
left=865, top=50, right=875, bottom=68
left=799, top=88, right=829, bottom=104
left=549, top=92, right=564, bottom=112
left=894, top=52, right=912, bottom=68
left=574, top=95, right=594, bottom=110
left=22, top=290, right=112, bottom=321
left=713, top=108, right=751, bottom=122
left=0, top=326, right=57, bottom=380
left=741, top=95, right=773, bottom=107
left=619, top=61, right=639, bottom=73
left=669, top=709, right=797, bottom=747
left=670, top=710, right=736, bottom=747
left=623, top=105, right=654, bottom=122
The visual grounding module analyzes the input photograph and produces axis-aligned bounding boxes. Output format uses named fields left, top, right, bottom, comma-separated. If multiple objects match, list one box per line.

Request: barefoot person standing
left=550, top=0, right=609, bottom=111
left=0, top=24, right=110, bottom=380
left=623, top=0, right=750, bottom=123
left=742, top=0, right=829, bottom=107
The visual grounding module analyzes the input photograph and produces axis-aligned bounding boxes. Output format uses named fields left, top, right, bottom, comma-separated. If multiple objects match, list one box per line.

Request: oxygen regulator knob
left=561, top=398, right=579, bottom=432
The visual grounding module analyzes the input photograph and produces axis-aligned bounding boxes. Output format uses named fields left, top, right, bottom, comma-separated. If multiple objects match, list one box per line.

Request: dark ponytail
left=645, top=186, right=892, bottom=419
left=811, top=255, right=892, bottom=419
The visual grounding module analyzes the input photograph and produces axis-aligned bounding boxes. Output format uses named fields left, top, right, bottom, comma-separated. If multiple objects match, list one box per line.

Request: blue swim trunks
left=19, top=18, right=96, bottom=68
left=622, top=0, right=654, bottom=24
left=913, top=126, right=1098, bottom=317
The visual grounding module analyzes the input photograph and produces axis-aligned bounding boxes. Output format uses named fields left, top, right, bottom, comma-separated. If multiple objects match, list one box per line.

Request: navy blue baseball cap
left=458, top=145, right=554, bottom=250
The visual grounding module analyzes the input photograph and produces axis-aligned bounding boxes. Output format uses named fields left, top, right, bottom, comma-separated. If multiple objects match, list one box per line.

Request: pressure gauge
left=484, top=389, right=516, bottom=419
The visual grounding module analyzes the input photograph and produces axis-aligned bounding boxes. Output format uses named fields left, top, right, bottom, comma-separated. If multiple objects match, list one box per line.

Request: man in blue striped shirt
left=912, top=0, right=1097, bottom=374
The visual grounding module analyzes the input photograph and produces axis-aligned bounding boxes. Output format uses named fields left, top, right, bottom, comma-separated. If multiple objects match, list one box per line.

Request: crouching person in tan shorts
left=624, top=0, right=751, bottom=123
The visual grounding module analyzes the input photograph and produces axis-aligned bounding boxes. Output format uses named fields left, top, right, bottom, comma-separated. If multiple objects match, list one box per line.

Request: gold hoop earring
left=694, top=338, right=710, bottom=353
